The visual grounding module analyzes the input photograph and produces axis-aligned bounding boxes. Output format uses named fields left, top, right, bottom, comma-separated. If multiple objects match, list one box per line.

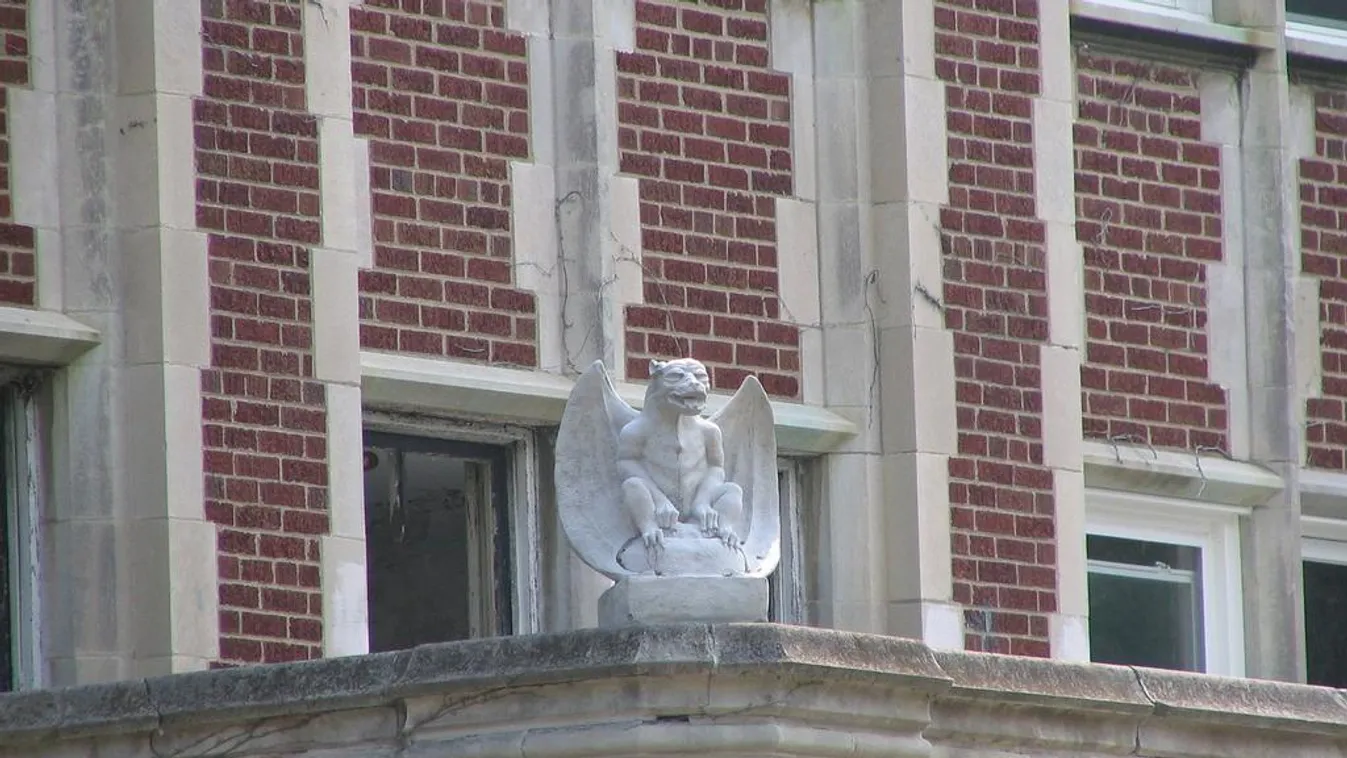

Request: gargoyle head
left=646, top=358, right=710, bottom=416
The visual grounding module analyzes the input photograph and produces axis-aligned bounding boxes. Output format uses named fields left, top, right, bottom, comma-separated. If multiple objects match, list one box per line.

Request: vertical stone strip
left=351, top=0, right=539, bottom=366
left=308, top=0, right=368, bottom=659
left=935, top=0, right=1056, bottom=656
left=0, top=0, right=35, bottom=306
left=1034, top=0, right=1084, bottom=661
left=617, top=0, right=801, bottom=398
left=196, top=0, right=330, bottom=665
left=1235, top=10, right=1304, bottom=681
left=870, top=0, right=962, bottom=647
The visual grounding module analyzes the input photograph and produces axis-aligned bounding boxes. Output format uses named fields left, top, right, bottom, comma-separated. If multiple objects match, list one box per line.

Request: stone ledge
left=0, top=307, right=100, bottom=367
left=1069, top=0, right=1280, bottom=50
left=359, top=351, right=858, bottom=454
left=0, top=625, right=946, bottom=746
left=6, top=625, right=1347, bottom=755
left=933, top=650, right=1152, bottom=714
left=1082, top=440, right=1284, bottom=507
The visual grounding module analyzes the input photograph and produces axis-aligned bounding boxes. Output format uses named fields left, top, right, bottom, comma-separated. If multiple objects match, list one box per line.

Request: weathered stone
left=598, top=576, right=769, bottom=627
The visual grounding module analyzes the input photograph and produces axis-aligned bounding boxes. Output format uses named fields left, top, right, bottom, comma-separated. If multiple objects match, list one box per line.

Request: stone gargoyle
left=555, top=359, right=780, bottom=579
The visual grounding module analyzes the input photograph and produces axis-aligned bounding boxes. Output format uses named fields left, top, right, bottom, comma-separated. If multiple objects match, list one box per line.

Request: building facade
left=1, top=0, right=1347, bottom=696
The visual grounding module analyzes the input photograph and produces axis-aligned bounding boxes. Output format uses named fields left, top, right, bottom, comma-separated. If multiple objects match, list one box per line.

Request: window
left=1088, top=536, right=1204, bottom=671
left=769, top=460, right=810, bottom=624
left=1085, top=491, right=1245, bottom=676
left=0, top=373, right=44, bottom=692
left=362, top=432, right=514, bottom=651
left=1302, top=533, right=1347, bottom=687
left=1288, top=0, right=1347, bottom=29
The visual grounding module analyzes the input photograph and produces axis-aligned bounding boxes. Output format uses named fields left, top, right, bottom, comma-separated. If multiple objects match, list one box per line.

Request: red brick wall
left=0, top=0, right=35, bottom=307
left=936, top=0, right=1055, bottom=658
left=1303, top=89, right=1347, bottom=470
left=616, top=0, right=800, bottom=398
left=196, top=0, right=329, bottom=666
left=352, top=0, right=538, bottom=366
left=1075, top=53, right=1228, bottom=453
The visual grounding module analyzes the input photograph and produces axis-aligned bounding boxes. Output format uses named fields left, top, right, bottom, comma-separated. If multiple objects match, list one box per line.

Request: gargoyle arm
left=691, top=422, right=728, bottom=510
left=617, top=423, right=670, bottom=503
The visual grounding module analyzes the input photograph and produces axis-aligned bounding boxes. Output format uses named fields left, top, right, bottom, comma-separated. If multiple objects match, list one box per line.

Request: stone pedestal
left=598, top=575, right=768, bottom=628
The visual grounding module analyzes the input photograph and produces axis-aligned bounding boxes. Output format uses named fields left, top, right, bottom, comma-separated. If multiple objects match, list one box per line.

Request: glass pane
left=1304, top=559, right=1347, bottom=687
left=1288, top=0, right=1347, bottom=24
left=364, top=447, right=474, bottom=652
left=1087, top=536, right=1204, bottom=672
left=1087, top=534, right=1200, bottom=572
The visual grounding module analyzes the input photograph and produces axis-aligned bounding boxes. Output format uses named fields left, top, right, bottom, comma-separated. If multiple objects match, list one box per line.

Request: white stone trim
left=1082, top=440, right=1283, bottom=507
left=1303, top=526, right=1347, bottom=559
left=1087, top=488, right=1248, bottom=677
left=510, top=162, right=562, bottom=374
left=1200, top=71, right=1252, bottom=462
left=1070, top=0, right=1279, bottom=48
left=1299, top=470, right=1347, bottom=520
left=0, top=307, right=99, bottom=365
left=775, top=198, right=821, bottom=404
left=359, top=351, right=858, bottom=455
left=305, top=0, right=370, bottom=661
left=766, top=0, right=821, bottom=407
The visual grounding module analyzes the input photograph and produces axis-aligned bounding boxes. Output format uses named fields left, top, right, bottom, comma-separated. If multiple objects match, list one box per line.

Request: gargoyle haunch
left=555, top=359, right=780, bottom=579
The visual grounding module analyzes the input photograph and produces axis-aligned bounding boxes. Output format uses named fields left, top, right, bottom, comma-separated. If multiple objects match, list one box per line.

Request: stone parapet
left=2, top=624, right=1347, bottom=757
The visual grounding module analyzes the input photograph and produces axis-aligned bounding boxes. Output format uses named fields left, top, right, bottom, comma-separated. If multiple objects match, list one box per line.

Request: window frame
left=1086, top=489, right=1246, bottom=677
left=1075, top=0, right=1213, bottom=22
left=1, top=375, right=45, bottom=692
left=1299, top=520, right=1347, bottom=687
left=770, top=458, right=808, bottom=625
left=362, top=411, right=544, bottom=639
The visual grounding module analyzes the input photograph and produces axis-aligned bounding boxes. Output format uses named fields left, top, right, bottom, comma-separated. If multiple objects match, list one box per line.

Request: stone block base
left=598, top=575, right=768, bottom=628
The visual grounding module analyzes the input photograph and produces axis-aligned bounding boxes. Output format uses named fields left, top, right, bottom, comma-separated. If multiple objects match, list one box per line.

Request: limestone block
left=598, top=576, right=768, bottom=627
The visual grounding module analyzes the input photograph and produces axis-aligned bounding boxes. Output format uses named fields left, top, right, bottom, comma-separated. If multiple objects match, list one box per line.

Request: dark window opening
left=362, top=433, right=513, bottom=652
left=1304, top=558, right=1347, bottom=687
left=0, top=402, right=10, bottom=693
left=1288, top=0, right=1347, bottom=25
left=1087, top=534, right=1204, bottom=673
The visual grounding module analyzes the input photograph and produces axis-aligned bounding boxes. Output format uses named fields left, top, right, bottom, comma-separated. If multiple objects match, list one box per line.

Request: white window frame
left=1087, top=490, right=1246, bottom=677
left=1302, top=520, right=1347, bottom=566
left=362, top=411, right=544, bottom=637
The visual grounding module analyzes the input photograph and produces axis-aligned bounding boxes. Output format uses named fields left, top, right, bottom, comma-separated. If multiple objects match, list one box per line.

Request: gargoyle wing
left=710, top=375, right=780, bottom=577
left=555, top=360, right=640, bottom=580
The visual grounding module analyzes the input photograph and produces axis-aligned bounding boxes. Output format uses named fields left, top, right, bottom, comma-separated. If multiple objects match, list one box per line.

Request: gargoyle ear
left=649, top=359, right=665, bottom=376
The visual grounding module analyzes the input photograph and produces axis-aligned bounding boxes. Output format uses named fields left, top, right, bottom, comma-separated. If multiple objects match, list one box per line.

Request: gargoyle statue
left=555, top=359, right=780, bottom=579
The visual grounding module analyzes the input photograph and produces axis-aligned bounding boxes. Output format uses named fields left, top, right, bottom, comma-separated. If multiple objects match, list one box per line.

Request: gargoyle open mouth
left=670, top=387, right=708, bottom=410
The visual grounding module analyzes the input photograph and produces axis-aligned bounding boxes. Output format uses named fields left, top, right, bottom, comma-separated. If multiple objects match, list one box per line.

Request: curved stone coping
left=0, top=625, right=945, bottom=746
left=5, top=624, right=1347, bottom=749
left=360, top=351, right=858, bottom=454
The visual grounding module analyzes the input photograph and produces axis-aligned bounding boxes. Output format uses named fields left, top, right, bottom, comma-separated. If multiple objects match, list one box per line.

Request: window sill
left=1070, top=0, right=1279, bottom=51
left=1287, top=21, right=1347, bottom=66
left=359, top=351, right=859, bottom=455
left=1082, top=440, right=1284, bottom=508
left=0, top=306, right=100, bottom=366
